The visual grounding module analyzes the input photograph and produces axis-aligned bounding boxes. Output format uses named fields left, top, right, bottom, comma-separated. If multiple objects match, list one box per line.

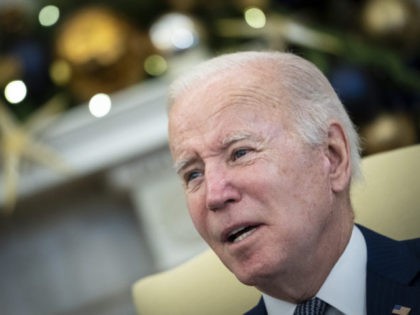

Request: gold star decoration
left=0, top=95, right=73, bottom=214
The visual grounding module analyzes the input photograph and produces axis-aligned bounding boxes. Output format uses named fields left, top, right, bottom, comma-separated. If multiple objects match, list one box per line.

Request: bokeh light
left=244, top=7, right=266, bottom=29
left=150, top=13, right=200, bottom=54
left=38, top=5, right=60, bottom=27
left=49, top=59, right=72, bottom=86
left=4, top=80, right=27, bottom=104
left=88, top=93, right=112, bottom=118
left=144, top=54, right=168, bottom=76
left=362, top=0, right=408, bottom=36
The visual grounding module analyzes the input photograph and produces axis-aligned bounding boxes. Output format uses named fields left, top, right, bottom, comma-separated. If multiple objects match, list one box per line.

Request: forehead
left=169, top=68, right=288, bottom=128
left=168, top=81, right=293, bottom=157
left=167, top=65, right=299, bottom=161
left=171, top=90, right=274, bottom=138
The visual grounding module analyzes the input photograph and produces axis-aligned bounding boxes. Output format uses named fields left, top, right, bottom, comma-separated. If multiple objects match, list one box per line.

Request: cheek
left=187, top=196, right=209, bottom=238
left=257, top=152, right=330, bottom=215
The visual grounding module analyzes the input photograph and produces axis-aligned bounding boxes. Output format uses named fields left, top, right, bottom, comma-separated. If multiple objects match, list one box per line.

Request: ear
left=325, top=122, right=351, bottom=192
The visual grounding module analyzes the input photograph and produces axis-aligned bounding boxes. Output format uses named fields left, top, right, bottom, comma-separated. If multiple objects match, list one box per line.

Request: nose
left=205, top=165, right=240, bottom=211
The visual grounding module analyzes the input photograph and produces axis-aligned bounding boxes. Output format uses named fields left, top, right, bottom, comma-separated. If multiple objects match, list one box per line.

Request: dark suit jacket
left=244, top=225, right=420, bottom=315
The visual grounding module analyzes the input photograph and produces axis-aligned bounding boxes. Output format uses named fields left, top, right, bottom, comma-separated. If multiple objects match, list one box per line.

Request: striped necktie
left=293, top=297, right=328, bottom=315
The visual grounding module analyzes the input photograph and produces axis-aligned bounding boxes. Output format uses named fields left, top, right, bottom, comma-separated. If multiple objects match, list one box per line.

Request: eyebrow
left=174, top=158, right=197, bottom=175
left=222, top=132, right=253, bottom=146
left=173, top=132, right=258, bottom=175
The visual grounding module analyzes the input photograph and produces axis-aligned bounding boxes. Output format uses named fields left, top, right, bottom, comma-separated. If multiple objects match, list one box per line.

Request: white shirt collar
left=263, top=225, right=367, bottom=315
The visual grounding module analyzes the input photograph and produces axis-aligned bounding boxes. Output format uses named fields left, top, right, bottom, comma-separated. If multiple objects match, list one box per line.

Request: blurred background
left=0, top=0, right=419, bottom=314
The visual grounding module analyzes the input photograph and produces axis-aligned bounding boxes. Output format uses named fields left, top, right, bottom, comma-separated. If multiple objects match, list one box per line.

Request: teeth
left=233, top=227, right=256, bottom=243
left=230, top=226, right=247, bottom=236
left=228, top=226, right=257, bottom=243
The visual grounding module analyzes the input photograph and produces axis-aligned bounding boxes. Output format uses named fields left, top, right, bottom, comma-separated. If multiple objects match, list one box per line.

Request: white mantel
left=0, top=78, right=171, bottom=205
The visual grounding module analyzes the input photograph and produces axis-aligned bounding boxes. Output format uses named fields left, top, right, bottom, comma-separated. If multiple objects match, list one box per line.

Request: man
left=167, top=51, right=419, bottom=315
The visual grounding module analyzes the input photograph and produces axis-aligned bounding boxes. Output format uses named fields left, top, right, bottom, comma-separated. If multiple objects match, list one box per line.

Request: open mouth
left=227, top=225, right=258, bottom=243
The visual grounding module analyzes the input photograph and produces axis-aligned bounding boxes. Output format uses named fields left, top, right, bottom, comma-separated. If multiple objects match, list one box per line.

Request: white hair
left=169, top=51, right=362, bottom=181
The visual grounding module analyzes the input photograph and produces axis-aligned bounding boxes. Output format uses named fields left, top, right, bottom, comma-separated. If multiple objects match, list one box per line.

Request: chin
left=229, top=256, right=276, bottom=287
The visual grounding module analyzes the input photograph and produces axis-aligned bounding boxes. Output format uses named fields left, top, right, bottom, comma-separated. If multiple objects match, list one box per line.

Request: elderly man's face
left=168, top=74, right=340, bottom=289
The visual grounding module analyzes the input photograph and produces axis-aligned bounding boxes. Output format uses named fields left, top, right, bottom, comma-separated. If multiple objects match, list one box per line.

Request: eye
left=184, top=170, right=202, bottom=184
left=232, top=148, right=249, bottom=161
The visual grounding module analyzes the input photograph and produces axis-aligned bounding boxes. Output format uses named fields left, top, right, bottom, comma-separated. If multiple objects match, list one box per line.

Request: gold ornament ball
left=54, top=6, right=155, bottom=101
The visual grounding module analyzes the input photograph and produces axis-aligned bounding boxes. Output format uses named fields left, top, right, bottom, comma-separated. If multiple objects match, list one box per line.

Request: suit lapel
left=244, top=297, right=267, bottom=315
left=359, top=226, right=420, bottom=315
